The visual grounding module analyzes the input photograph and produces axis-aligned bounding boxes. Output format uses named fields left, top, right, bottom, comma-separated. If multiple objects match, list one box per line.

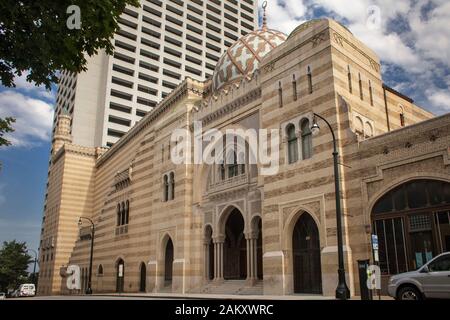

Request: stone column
left=245, top=233, right=258, bottom=285
left=213, top=237, right=224, bottom=282
left=252, top=238, right=257, bottom=280
left=246, top=238, right=251, bottom=280
left=204, top=240, right=210, bottom=280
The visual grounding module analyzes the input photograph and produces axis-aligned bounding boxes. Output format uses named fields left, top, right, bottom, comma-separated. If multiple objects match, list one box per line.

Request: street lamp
left=27, top=249, right=38, bottom=285
left=311, top=113, right=350, bottom=300
left=78, top=217, right=95, bottom=295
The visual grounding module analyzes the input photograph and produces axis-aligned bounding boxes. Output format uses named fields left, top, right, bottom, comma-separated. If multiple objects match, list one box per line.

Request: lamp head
left=311, top=119, right=320, bottom=136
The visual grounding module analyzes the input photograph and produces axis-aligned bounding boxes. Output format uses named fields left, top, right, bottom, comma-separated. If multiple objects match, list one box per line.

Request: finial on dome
left=262, top=1, right=268, bottom=30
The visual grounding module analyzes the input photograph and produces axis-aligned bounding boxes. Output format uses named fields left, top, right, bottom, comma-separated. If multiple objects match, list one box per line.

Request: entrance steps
left=193, top=280, right=263, bottom=295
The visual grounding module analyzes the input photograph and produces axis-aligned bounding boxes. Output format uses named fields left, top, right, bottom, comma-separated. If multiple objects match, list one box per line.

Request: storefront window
left=372, top=179, right=450, bottom=275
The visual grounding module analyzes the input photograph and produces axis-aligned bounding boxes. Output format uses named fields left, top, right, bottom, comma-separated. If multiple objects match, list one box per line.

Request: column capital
left=213, top=236, right=225, bottom=243
left=245, top=232, right=259, bottom=240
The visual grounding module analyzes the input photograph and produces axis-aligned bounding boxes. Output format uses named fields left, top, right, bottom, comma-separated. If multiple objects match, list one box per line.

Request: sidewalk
left=95, top=292, right=393, bottom=300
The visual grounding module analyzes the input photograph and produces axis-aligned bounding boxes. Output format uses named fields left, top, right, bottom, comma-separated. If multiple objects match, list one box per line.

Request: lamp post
left=27, top=249, right=38, bottom=285
left=311, top=113, right=350, bottom=300
left=78, top=217, right=95, bottom=295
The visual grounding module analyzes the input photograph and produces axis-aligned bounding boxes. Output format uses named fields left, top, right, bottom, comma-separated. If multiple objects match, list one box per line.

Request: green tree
left=0, top=241, right=33, bottom=292
left=0, top=0, right=139, bottom=89
left=0, top=1, right=138, bottom=149
left=0, top=117, right=15, bottom=147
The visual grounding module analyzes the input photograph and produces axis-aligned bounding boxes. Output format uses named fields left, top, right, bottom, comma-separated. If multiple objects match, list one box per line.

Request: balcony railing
left=208, top=173, right=249, bottom=194
left=115, top=225, right=128, bottom=236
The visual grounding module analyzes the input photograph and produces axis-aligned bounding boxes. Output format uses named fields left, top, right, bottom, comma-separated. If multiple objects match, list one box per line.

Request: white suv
left=388, top=252, right=450, bottom=300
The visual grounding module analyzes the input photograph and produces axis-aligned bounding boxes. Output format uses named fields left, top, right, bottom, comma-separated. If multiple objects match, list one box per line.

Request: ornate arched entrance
left=116, top=259, right=125, bottom=293
left=224, top=208, right=247, bottom=280
left=292, top=213, right=322, bottom=294
left=164, top=238, right=174, bottom=286
left=139, top=262, right=146, bottom=292
left=371, top=179, right=450, bottom=275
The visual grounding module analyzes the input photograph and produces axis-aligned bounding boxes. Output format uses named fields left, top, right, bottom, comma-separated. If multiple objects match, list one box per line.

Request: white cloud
left=264, top=0, right=307, bottom=34
left=13, top=73, right=55, bottom=101
left=262, top=0, right=450, bottom=114
left=0, top=91, right=54, bottom=147
left=427, top=90, right=450, bottom=112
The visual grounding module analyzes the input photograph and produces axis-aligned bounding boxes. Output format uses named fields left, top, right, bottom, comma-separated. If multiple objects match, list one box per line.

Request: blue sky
left=1, top=0, right=449, bottom=266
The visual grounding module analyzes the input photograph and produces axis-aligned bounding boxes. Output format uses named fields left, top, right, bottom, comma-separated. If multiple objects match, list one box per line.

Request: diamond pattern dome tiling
left=212, top=28, right=287, bottom=92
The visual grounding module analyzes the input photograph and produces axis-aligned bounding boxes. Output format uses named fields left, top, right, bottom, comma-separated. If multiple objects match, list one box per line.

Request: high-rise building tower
left=53, top=0, right=259, bottom=148
left=38, top=0, right=258, bottom=294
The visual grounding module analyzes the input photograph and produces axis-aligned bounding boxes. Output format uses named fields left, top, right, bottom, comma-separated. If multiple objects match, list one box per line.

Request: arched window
left=121, top=202, right=126, bottom=226
left=347, top=65, right=353, bottom=93
left=301, top=119, right=312, bottom=159
left=125, top=200, right=129, bottom=224
left=359, top=73, right=363, bottom=100
left=163, top=175, right=169, bottom=202
left=227, top=151, right=239, bottom=178
left=278, top=81, right=283, bottom=107
left=365, top=122, right=373, bottom=138
left=220, top=163, right=226, bottom=180
left=307, top=66, right=313, bottom=94
left=169, top=172, right=175, bottom=200
left=286, top=124, right=298, bottom=164
left=98, top=264, right=104, bottom=276
left=372, top=180, right=450, bottom=274
left=400, top=113, right=405, bottom=127
left=354, top=116, right=364, bottom=140
left=117, top=204, right=121, bottom=226
left=292, top=75, right=298, bottom=101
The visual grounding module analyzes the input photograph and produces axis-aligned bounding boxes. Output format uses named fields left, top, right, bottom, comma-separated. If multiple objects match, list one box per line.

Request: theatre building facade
left=37, top=18, right=450, bottom=296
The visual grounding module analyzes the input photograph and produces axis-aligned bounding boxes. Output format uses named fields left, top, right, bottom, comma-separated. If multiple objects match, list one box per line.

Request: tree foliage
left=0, top=241, right=33, bottom=292
left=0, top=0, right=139, bottom=89
left=0, top=117, right=15, bottom=147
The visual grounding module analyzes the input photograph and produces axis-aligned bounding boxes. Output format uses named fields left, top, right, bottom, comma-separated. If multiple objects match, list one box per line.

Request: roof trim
left=383, top=84, right=414, bottom=103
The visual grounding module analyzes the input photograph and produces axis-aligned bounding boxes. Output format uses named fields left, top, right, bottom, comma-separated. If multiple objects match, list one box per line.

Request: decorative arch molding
left=204, top=223, right=214, bottom=241
left=360, top=147, right=450, bottom=228
left=282, top=206, right=323, bottom=252
left=365, top=172, right=450, bottom=224
left=195, top=122, right=258, bottom=203
left=216, top=204, right=247, bottom=237
left=114, top=256, right=126, bottom=266
left=158, top=230, right=176, bottom=261
left=280, top=112, right=314, bottom=139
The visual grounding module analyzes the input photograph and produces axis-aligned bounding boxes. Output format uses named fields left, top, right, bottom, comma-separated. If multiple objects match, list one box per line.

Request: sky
left=0, top=0, right=449, bottom=266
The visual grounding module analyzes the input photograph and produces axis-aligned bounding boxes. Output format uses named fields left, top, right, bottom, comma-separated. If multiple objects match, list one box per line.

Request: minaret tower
left=52, top=107, right=72, bottom=155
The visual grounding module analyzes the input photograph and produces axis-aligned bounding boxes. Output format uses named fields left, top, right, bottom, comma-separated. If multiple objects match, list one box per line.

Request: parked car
left=0, top=292, right=6, bottom=300
left=17, top=284, right=36, bottom=297
left=9, top=290, right=19, bottom=298
left=388, top=252, right=450, bottom=300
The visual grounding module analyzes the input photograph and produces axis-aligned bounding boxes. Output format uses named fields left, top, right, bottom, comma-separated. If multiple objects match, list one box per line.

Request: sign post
left=371, top=234, right=381, bottom=300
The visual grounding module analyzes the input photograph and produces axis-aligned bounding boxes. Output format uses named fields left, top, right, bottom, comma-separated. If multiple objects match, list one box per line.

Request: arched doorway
left=292, top=213, right=322, bottom=294
left=139, top=262, right=146, bottom=292
left=116, top=259, right=125, bottom=293
left=372, top=179, right=450, bottom=275
left=164, top=238, right=174, bottom=286
left=205, top=225, right=214, bottom=280
left=224, top=208, right=246, bottom=280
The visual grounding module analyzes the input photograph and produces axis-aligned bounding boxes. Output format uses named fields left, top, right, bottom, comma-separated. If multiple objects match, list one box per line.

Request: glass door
left=435, top=211, right=450, bottom=253
left=409, top=214, right=435, bottom=269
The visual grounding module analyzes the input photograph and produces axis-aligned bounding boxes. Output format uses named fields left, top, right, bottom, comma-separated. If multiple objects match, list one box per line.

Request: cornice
left=196, top=87, right=261, bottom=127
left=96, top=78, right=205, bottom=168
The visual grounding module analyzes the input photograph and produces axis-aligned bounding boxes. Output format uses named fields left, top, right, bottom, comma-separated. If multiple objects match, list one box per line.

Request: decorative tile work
left=212, top=29, right=287, bottom=92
